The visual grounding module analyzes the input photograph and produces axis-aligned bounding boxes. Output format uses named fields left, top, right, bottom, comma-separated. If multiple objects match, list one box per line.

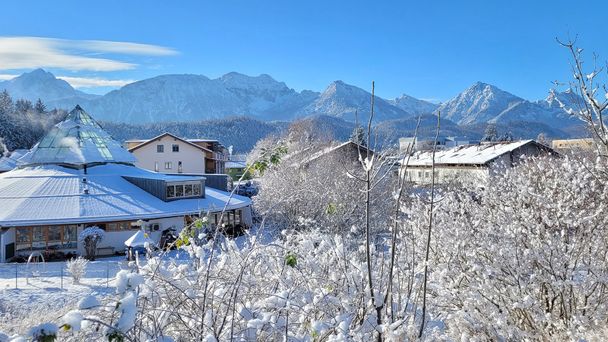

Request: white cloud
left=0, top=74, right=17, bottom=80
left=0, top=36, right=178, bottom=72
left=57, top=76, right=135, bottom=88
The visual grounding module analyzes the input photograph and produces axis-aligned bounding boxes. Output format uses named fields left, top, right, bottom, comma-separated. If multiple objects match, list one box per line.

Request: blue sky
left=0, top=0, right=606, bottom=102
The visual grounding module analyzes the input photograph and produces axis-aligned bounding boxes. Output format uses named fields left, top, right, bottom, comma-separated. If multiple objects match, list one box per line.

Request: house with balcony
left=126, top=134, right=228, bottom=175
left=0, top=106, right=252, bottom=262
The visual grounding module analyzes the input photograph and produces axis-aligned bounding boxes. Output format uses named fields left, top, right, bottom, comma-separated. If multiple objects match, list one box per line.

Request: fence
left=0, top=258, right=125, bottom=290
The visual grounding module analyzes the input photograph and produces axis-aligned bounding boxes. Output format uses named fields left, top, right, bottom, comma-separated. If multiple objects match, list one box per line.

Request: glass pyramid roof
left=20, top=105, right=137, bottom=166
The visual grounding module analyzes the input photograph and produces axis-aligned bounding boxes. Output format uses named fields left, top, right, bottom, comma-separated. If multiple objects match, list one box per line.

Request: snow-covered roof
left=0, top=157, right=17, bottom=172
left=299, top=141, right=371, bottom=166
left=127, top=132, right=214, bottom=153
left=0, top=150, right=30, bottom=172
left=124, top=230, right=153, bottom=247
left=0, top=163, right=251, bottom=227
left=226, top=161, right=246, bottom=169
left=407, top=140, right=548, bottom=166
left=21, top=105, right=137, bottom=166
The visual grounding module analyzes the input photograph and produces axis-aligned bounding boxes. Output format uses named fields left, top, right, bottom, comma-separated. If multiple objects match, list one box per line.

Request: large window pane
left=193, top=184, right=201, bottom=196
left=185, top=184, right=193, bottom=196
left=47, top=226, right=62, bottom=249
left=63, top=226, right=77, bottom=249
left=166, top=185, right=175, bottom=198
left=32, top=226, right=46, bottom=250
left=16, top=227, right=30, bottom=243
left=16, top=228, right=31, bottom=251
left=175, top=185, right=184, bottom=197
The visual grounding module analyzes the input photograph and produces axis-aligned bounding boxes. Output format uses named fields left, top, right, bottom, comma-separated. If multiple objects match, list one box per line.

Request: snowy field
left=0, top=251, right=192, bottom=335
left=0, top=257, right=124, bottom=334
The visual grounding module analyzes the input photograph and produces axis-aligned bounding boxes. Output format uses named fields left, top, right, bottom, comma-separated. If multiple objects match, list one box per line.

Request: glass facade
left=15, top=225, right=78, bottom=252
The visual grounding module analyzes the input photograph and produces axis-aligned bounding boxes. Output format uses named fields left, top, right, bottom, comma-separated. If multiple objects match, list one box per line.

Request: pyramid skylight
left=21, top=105, right=136, bottom=166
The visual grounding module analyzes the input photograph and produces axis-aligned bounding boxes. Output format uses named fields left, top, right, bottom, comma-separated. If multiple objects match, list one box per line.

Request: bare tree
left=557, top=37, right=608, bottom=157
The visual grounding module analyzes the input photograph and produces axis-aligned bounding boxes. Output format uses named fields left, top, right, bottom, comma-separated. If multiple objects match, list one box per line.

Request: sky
left=0, top=0, right=606, bottom=102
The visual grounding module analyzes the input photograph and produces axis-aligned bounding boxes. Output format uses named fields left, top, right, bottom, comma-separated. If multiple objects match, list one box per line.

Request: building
left=552, top=138, right=594, bottom=151
left=0, top=106, right=252, bottom=262
left=298, top=141, right=374, bottom=168
left=0, top=149, right=29, bottom=173
left=403, top=140, right=555, bottom=185
left=126, top=134, right=228, bottom=175
left=399, top=136, right=479, bottom=152
left=226, top=154, right=248, bottom=180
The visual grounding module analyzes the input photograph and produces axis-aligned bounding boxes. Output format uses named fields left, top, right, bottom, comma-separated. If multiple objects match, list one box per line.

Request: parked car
left=234, top=180, right=258, bottom=197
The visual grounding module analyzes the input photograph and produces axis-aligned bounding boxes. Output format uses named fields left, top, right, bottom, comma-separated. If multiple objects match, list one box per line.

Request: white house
left=403, top=140, right=555, bottom=185
left=0, top=106, right=252, bottom=262
left=126, top=134, right=228, bottom=175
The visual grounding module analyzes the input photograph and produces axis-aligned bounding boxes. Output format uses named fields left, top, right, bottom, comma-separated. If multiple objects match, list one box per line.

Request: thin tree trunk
left=419, top=111, right=440, bottom=338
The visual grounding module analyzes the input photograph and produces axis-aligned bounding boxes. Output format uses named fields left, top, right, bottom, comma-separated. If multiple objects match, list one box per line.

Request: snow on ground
left=0, top=256, right=126, bottom=334
left=0, top=226, right=276, bottom=335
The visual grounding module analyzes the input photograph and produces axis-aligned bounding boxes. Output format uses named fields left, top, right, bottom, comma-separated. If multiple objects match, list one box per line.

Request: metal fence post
left=60, top=264, right=63, bottom=290
left=106, top=262, right=109, bottom=288
left=15, top=263, right=17, bottom=289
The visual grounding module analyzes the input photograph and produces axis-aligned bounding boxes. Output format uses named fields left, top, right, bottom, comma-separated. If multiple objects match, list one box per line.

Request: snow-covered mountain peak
left=391, top=93, right=438, bottom=114
left=219, top=72, right=290, bottom=92
left=436, top=82, right=525, bottom=125
left=0, top=68, right=98, bottom=102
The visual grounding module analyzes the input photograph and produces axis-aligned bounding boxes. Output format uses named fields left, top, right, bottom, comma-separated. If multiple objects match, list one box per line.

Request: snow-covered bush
left=254, top=138, right=396, bottom=234
left=27, top=323, right=57, bottom=342
left=77, top=295, right=100, bottom=310
left=78, top=226, right=105, bottom=260
left=65, top=257, right=88, bottom=284
left=418, top=155, right=608, bottom=340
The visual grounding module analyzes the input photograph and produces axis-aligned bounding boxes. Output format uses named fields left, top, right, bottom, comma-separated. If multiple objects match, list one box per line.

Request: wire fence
left=0, top=259, right=126, bottom=290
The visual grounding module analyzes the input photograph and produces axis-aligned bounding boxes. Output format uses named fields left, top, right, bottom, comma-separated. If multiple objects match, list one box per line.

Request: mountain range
left=0, top=69, right=588, bottom=141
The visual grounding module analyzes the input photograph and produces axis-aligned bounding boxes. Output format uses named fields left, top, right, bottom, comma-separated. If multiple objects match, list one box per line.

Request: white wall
left=404, top=166, right=490, bottom=186
left=0, top=228, right=16, bottom=262
left=131, top=136, right=206, bottom=174
left=86, top=217, right=186, bottom=255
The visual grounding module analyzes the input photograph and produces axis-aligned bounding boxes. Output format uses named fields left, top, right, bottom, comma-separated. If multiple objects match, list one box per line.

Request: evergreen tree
left=482, top=123, right=498, bottom=142
left=0, top=90, right=13, bottom=115
left=350, top=125, right=366, bottom=146
left=15, top=99, right=33, bottom=113
left=34, top=98, right=46, bottom=114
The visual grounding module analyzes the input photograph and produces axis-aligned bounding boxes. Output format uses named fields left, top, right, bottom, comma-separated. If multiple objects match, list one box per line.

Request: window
left=166, top=185, right=175, bottom=198
left=15, top=225, right=78, bottom=252
left=172, top=144, right=179, bottom=152
left=178, top=161, right=183, bottom=173
left=157, top=145, right=164, bottom=153
left=63, top=225, right=77, bottom=249
left=154, top=162, right=159, bottom=172
left=235, top=210, right=242, bottom=225
left=106, top=221, right=134, bottom=231
left=166, top=182, right=202, bottom=200
left=165, top=162, right=172, bottom=169
left=175, top=184, right=184, bottom=197
left=418, top=171, right=422, bottom=178
left=425, top=171, right=430, bottom=179
left=47, top=226, right=62, bottom=249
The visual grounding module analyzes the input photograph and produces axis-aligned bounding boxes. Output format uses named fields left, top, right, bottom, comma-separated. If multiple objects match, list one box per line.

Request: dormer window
left=166, top=181, right=202, bottom=199
left=157, top=145, right=164, bottom=153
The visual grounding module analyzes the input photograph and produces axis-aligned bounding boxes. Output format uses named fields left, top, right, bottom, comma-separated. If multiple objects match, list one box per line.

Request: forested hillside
left=0, top=90, right=66, bottom=154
